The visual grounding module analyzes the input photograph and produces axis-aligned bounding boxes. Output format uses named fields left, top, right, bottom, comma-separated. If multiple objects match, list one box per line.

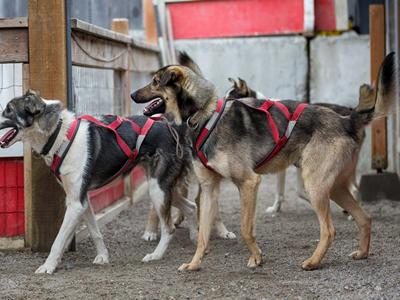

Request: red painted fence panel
left=0, top=158, right=24, bottom=237
left=315, top=0, right=336, bottom=31
left=169, top=0, right=305, bottom=39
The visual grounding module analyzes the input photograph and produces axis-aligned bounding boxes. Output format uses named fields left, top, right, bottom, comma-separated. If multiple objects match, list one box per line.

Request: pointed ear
left=238, top=78, right=247, bottom=89
left=228, top=77, right=238, bottom=88
left=24, top=91, right=45, bottom=115
left=160, top=68, right=181, bottom=86
left=26, top=89, right=40, bottom=97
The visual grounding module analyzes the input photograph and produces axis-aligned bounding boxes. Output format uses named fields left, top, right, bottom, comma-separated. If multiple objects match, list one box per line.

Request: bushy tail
left=353, top=52, right=397, bottom=128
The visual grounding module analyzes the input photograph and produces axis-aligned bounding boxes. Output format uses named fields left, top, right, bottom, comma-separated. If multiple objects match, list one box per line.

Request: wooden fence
left=0, top=1, right=160, bottom=251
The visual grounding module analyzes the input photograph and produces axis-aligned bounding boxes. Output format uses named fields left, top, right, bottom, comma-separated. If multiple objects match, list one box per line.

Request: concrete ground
left=1, top=167, right=399, bottom=299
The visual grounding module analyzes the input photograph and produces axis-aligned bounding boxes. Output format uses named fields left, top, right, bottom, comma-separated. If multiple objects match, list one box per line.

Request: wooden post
left=111, top=18, right=130, bottom=35
left=143, top=0, right=159, bottom=45
left=370, top=5, right=388, bottom=171
left=25, top=0, right=68, bottom=251
left=112, top=18, right=132, bottom=198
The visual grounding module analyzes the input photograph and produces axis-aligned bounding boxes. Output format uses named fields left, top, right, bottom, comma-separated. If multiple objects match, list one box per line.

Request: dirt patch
left=1, top=167, right=399, bottom=299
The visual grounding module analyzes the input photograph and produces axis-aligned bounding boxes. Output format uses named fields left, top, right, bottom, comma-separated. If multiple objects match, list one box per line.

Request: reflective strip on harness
left=51, top=118, right=81, bottom=179
left=135, top=118, right=154, bottom=156
left=195, top=98, right=226, bottom=170
left=50, top=115, right=154, bottom=184
left=194, top=99, right=307, bottom=171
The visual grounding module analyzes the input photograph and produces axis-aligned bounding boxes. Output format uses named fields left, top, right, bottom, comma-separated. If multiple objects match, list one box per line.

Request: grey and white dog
left=0, top=90, right=200, bottom=273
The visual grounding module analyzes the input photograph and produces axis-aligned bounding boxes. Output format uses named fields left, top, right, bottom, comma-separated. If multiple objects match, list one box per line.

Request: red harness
left=50, top=115, right=155, bottom=186
left=195, top=98, right=307, bottom=171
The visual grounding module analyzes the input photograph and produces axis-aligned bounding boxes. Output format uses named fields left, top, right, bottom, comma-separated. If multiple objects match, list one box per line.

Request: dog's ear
left=238, top=78, right=247, bottom=88
left=27, top=89, right=40, bottom=97
left=24, top=91, right=45, bottom=115
left=228, top=77, right=238, bottom=89
left=160, top=68, right=182, bottom=86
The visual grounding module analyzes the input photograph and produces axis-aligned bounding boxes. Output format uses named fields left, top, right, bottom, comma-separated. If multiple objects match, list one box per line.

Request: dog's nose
left=130, top=91, right=137, bottom=101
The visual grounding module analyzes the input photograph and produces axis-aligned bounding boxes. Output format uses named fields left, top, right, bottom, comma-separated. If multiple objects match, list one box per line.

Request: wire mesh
left=0, top=63, right=23, bottom=157
left=72, top=66, right=121, bottom=116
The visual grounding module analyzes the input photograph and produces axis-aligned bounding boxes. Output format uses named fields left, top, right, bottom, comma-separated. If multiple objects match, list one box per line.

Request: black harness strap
left=40, top=119, right=63, bottom=156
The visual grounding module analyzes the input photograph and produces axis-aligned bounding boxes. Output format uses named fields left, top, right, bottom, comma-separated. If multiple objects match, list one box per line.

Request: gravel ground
left=1, top=167, right=399, bottom=299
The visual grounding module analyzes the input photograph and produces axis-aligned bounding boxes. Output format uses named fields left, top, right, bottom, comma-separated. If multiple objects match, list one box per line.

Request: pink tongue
left=0, top=128, right=17, bottom=144
left=144, top=98, right=162, bottom=111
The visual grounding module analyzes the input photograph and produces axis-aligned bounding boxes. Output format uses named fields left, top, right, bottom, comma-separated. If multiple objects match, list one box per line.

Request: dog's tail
left=352, top=52, right=397, bottom=130
left=178, top=51, right=204, bottom=77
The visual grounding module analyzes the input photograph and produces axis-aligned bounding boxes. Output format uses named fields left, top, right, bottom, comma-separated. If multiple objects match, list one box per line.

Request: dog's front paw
left=142, top=231, right=158, bottom=242
left=35, top=263, right=56, bottom=274
left=178, top=262, right=201, bottom=271
left=349, top=250, right=368, bottom=260
left=301, top=258, right=320, bottom=270
left=93, top=253, right=109, bottom=265
left=142, top=252, right=162, bottom=262
left=265, top=205, right=279, bottom=216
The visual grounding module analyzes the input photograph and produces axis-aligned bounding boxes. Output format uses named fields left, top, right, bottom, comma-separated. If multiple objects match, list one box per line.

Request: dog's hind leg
left=237, top=173, right=262, bottom=268
left=296, top=168, right=309, bottom=201
left=82, top=201, right=109, bottom=265
left=172, top=189, right=198, bottom=243
left=142, top=178, right=175, bottom=262
left=178, top=168, right=221, bottom=271
left=300, top=164, right=336, bottom=270
left=266, top=171, right=285, bottom=216
left=142, top=204, right=159, bottom=241
left=331, top=177, right=371, bottom=260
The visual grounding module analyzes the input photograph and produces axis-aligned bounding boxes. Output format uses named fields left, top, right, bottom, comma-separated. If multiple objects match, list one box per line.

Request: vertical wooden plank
left=111, top=18, right=129, bottom=35
left=26, top=0, right=68, bottom=251
left=143, top=0, right=158, bottom=45
left=370, top=4, right=387, bottom=171
left=22, top=63, right=32, bottom=246
left=112, top=19, right=132, bottom=198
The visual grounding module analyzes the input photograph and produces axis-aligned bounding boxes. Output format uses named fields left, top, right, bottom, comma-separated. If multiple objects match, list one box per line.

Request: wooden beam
left=0, top=17, right=28, bottom=28
left=26, top=0, right=68, bottom=251
left=112, top=18, right=132, bottom=116
left=0, top=28, right=28, bottom=63
left=71, top=31, right=160, bottom=71
left=370, top=5, right=388, bottom=171
left=112, top=18, right=132, bottom=199
left=71, top=19, right=159, bottom=52
left=71, top=30, right=129, bottom=70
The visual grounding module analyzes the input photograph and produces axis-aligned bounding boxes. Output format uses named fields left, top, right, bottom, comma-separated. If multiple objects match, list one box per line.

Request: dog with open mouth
left=0, top=90, right=203, bottom=274
left=131, top=51, right=396, bottom=271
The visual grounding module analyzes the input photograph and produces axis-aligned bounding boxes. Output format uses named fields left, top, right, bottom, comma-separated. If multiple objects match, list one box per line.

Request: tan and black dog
left=131, top=52, right=396, bottom=271
left=225, top=77, right=364, bottom=216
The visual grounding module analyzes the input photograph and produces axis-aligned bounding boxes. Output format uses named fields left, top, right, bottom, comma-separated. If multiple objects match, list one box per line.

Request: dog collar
left=40, top=119, right=63, bottom=156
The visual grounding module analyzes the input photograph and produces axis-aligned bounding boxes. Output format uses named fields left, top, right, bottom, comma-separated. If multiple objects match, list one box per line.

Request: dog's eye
left=152, top=78, right=159, bottom=86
